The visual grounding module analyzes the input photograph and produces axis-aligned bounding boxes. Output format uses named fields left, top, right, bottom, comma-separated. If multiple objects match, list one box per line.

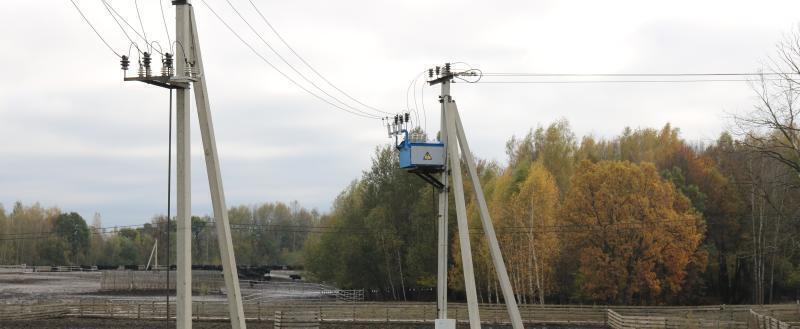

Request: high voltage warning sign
left=424, top=152, right=433, bottom=160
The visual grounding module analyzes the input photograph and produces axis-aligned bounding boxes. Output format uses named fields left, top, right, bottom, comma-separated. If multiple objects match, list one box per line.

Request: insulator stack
left=142, top=52, right=152, bottom=77
left=162, top=53, right=174, bottom=76
left=120, top=55, right=130, bottom=71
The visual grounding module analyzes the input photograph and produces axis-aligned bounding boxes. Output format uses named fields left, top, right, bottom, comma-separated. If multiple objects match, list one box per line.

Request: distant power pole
left=119, top=1, right=246, bottom=328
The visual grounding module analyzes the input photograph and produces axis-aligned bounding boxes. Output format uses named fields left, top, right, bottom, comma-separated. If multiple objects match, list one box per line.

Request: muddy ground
left=0, top=271, right=312, bottom=302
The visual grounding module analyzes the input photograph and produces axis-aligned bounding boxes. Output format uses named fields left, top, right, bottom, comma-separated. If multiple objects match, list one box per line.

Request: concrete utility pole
left=121, top=1, right=246, bottom=328
left=429, top=63, right=524, bottom=329
left=436, top=77, right=450, bottom=321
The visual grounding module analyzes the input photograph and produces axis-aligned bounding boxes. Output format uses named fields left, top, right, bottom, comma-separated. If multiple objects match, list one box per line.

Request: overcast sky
left=1, top=0, right=799, bottom=226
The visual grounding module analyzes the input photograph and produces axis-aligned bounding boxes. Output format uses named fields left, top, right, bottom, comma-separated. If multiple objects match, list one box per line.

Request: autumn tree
left=497, top=162, right=561, bottom=304
left=506, top=119, right=577, bottom=196
left=562, top=161, right=707, bottom=304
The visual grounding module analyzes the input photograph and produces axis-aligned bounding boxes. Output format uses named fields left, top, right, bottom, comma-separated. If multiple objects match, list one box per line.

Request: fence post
left=137, top=304, right=141, bottom=319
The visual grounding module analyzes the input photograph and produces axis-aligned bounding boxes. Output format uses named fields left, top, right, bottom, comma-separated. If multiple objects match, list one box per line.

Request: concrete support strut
left=187, top=6, right=247, bottom=328
left=435, top=72, right=524, bottom=329
left=172, top=1, right=246, bottom=328
left=444, top=99, right=482, bottom=329
left=454, top=108, right=524, bottom=329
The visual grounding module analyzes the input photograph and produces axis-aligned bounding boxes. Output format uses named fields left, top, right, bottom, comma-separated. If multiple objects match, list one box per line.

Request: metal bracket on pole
left=409, top=169, right=445, bottom=190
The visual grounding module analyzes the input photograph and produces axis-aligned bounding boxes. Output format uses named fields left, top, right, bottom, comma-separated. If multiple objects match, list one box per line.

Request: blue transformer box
left=398, top=139, right=445, bottom=171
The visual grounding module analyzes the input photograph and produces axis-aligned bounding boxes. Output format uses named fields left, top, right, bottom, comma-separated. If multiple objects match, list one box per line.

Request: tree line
left=0, top=201, right=319, bottom=268
left=304, top=120, right=800, bottom=305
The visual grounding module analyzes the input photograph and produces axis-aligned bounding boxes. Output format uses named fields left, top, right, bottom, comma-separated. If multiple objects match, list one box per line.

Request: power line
left=412, top=76, right=420, bottom=127
left=406, top=70, right=428, bottom=127
left=134, top=0, right=150, bottom=52
left=245, top=0, right=392, bottom=116
left=101, top=0, right=164, bottom=55
left=69, top=0, right=121, bottom=58
left=159, top=0, right=173, bottom=53
left=479, top=72, right=797, bottom=77
left=101, top=0, right=143, bottom=55
left=222, top=0, right=382, bottom=119
left=420, top=76, right=428, bottom=134
left=472, top=78, right=782, bottom=84
left=198, top=0, right=380, bottom=120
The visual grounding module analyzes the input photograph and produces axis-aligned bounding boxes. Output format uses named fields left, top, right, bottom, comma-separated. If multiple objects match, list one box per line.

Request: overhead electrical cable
left=472, top=78, right=784, bottom=84
left=101, top=0, right=143, bottom=54
left=412, top=76, right=420, bottom=127
left=245, top=0, right=392, bottom=115
left=199, top=0, right=380, bottom=119
left=101, top=0, right=163, bottom=55
left=69, top=0, right=122, bottom=57
left=480, top=72, right=797, bottom=77
left=134, top=0, right=150, bottom=52
left=223, top=0, right=382, bottom=119
left=420, top=76, right=427, bottom=134
left=405, top=70, right=428, bottom=127
left=159, top=0, right=173, bottom=52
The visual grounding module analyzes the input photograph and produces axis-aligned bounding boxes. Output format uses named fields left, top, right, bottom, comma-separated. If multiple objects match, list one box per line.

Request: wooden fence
left=607, top=308, right=749, bottom=329
left=0, top=302, right=69, bottom=321
left=273, top=310, right=320, bottom=329
left=100, top=270, right=224, bottom=292
left=748, top=309, right=795, bottom=329
left=3, top=300, right=800, bottom=327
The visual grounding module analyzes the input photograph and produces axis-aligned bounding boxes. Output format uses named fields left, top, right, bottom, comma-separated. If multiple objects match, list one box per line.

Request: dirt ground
left=0, top=319, right=602, bottom=329
left=0, top=272, right=101, bottom=301
left=0, top=272, right=605, bottom=328
left=0, top=271, right=317, bottom=303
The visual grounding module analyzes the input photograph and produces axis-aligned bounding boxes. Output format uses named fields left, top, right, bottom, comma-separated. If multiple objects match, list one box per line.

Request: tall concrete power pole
left=429, top=64, right=524, bottom=329
left=122, top=1, right=246, bottom=328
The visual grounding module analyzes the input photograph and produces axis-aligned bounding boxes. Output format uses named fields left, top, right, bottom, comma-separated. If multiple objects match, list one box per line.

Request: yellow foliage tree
left=504, top=162, right=561, bottom=304
left=562, top=161, right=706, bottom=304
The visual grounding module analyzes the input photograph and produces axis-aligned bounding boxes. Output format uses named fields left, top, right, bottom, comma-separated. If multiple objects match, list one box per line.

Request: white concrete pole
left=175, top=2, right=192, bottom=325
left=454, top=108, right=524, bottom=329
left=175, top=1, right=193, bottom=327
left=444, top=100, right=481, bottom=329
left=187, top=7, right=247, bottom=328
left=436, top=79, right=450, bottom=319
